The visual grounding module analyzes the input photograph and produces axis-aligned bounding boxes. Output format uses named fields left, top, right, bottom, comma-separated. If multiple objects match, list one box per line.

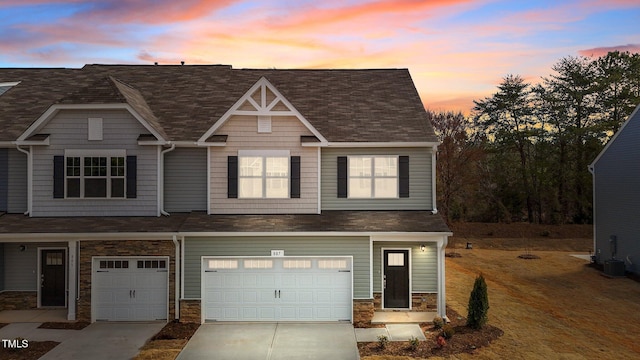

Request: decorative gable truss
left=198, top=77, right=327, bottom=145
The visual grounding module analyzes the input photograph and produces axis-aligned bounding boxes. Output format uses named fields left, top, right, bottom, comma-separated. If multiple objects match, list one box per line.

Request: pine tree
left=467, top=274, right=489, bottom=329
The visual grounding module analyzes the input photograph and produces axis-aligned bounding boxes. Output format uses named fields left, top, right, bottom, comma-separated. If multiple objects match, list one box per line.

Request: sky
left=0, top=0, right=639, bottom=114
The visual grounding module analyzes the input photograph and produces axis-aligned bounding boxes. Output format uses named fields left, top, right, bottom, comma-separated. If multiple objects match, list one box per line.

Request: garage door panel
left=93, top=257, right=168, bottom=322
left=203, top=257, right=352, bottom=322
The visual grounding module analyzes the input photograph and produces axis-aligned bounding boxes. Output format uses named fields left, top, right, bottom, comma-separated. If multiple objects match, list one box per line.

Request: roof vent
left=154, top=62, right=158, bottom=66
left=181, top=61, right=185, bottom=66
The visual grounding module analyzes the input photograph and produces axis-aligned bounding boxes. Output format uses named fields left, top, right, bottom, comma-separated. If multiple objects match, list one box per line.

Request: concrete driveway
left=176, top=323, right=359, bottom=360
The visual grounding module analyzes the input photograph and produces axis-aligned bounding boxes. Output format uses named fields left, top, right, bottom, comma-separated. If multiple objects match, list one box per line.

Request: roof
left=0, top=65, right=438, bottom=143
left=0, top=211, right=450, bottom=234
left=590, top=103, right=640, bottom=169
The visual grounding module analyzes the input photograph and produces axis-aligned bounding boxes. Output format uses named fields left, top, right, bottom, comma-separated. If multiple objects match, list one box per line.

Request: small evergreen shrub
left=377, top=334, right=389, bottom=349
left=432, top=316, right=444, bottom=329
left=408, top=336, right=420, bottom=351
left=467, top=274, right=490, bottom=329
left=441, top=324, right=455, bottom=339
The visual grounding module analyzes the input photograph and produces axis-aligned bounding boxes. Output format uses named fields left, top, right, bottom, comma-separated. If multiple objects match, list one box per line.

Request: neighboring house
left=0, top=65, right=451, bottom=324
left=589, top=103, right=640, bottom=275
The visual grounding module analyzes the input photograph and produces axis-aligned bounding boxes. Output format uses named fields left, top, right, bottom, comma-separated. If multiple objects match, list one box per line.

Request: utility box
left=604, top=259, right=625, bottom=277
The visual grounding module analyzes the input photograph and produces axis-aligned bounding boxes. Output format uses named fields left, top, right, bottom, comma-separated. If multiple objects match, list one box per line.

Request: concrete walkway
left=0, top=321, right=165, bottom=360
left=177, top=323, right=359, bottom=360
left=355, top=324, right=426, bottom=342
left=0, top=309, right=69, bottom=323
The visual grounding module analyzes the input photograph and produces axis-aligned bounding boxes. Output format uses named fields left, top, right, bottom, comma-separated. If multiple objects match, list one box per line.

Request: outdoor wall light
left=420, top=244, right=426, bottom=252
left=19, top=244, right=27, bottom=252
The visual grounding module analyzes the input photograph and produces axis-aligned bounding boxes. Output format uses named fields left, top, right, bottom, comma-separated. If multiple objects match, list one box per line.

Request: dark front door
left=383, top=249, right=410, bottom=308
left=41, top=249, right=65, bottom=307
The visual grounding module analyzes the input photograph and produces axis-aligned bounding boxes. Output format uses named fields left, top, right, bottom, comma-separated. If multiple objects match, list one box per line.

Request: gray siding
left=0, top=149, right=6, bottom=212
left=4, top=242, right=67, bottom=291
left=594, top=110, right=640, bottom=274
left=31, top=109, right=158, bottom=217
left=184, top=236, right=370, bottom=299
left=164, top=148, right=207, bottom=213
left=0, top=244, right=4, bottom=290
left=372, top=242, right=437, bottom=293
left=321, top=148, right=432, bottom=210
left=8, top=149, right=27, bottom=213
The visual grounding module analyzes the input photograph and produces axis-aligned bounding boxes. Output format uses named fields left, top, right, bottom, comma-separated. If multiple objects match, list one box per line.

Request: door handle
left=275, top=290, right=277, bottom=298
left=383, top=275, right=386, bottom=289
left=130, top=290, right=132, bottom=298
left=278, top=290, right=281, bottom=298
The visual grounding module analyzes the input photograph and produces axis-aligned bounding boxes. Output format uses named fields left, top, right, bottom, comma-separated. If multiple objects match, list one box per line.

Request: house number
left=271, top=250, right=284, bottom=257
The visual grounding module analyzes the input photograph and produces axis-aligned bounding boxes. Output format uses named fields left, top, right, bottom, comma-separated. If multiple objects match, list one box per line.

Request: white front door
left=202, top=257, right=352, bottom=322
left=92, top=257, right=168, bottom=322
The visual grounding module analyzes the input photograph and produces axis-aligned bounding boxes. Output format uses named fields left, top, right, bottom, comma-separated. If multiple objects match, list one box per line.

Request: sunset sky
left=1, top=0, right=638, bottom=113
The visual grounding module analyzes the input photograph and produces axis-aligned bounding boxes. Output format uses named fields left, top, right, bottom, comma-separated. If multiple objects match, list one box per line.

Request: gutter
left=160, top=143, right=176, bottom=216
left=172, top=235, right=180, bottom=320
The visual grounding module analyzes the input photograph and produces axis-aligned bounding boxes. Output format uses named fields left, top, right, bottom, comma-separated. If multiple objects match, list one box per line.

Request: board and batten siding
left=209, top=115, right=318, bottom=214
left=183, top=236, right=370, bottom=299
left=321, top=147, right=433, bottom=210
left=8, top=148, right=28, bottom=214
left=31, top=109, right=158, bottom=217
left=594, top=109, right=640, bottom=274
left=164, top=148, right=207, bottom=213
left=372, top=242, right=437, bottom=293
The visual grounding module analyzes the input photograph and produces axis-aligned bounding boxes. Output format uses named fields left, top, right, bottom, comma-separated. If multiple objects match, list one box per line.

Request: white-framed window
left=65, top=150, right=126, bottom=199
left=238, top=150, right=289, bottom=199
left=348, top=156, right=398, bottom=198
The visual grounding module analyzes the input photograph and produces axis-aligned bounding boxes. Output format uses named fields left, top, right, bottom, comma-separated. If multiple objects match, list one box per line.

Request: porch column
left=67, top=240, right=77, bottom=320
left=437, top=236, right=448, bottom=320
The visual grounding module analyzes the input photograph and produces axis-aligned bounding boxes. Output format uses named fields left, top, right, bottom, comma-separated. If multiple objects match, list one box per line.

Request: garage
left=92, top=257, right=169, bottom=321
left=202, top=256, right=352, bottom=322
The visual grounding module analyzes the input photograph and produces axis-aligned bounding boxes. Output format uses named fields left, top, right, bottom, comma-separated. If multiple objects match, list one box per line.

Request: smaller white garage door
left=93, top=257, right=168, bottom=321
left=203, top=256, right=352, bottom=322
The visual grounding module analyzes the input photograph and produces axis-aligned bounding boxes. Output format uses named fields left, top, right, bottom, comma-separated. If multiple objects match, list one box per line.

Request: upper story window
left=348, top=156, right=398, bottom=198
left=65, top=150, right=126, bottom=198
left=238, top=150, right=289, bottom=198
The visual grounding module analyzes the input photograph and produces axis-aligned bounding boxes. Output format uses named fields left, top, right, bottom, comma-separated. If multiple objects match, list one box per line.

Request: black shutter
left=126, top=156, right=137, bottom=198
left=53, top=156, right=65, bottom=199
left=228, top=156, right=238, bottom=198
left=399, top=156, right=409, bottom=198
left=337, top=156, right=347, bottom=198
left=290, top=156, right=300, bottom=198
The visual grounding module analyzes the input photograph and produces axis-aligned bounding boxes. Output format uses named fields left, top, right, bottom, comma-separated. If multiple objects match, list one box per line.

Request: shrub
left=432, top=316, right=444, bottom=329
left=377, top=334, right=389, bottom=349
left=436, top=335, right=447, bottom=348
left=408, top=336, right=420, bottom=351
left=441, top=324, right=455, bottom=339
left=467, top=274, right=490, bottom=329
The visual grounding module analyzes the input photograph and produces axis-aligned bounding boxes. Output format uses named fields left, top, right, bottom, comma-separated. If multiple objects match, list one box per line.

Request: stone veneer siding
left=353, top=299, right=375, bottom=327
left=77, top=240, right=175, bottom=322
left=373, top=292, right=437, bottom=311
left=0, top=291, right=37, bottom=310
left=179, top=300, right=201, bottom=323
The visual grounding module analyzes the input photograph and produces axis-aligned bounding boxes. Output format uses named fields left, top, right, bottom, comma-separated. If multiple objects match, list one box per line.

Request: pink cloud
left=578, top=44, right=640, bottom=57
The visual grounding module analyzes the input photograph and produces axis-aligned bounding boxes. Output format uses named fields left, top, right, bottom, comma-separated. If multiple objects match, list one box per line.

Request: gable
left=591, top=103, right=640, bottom=169
left=198, top=77, right=327, bottom=144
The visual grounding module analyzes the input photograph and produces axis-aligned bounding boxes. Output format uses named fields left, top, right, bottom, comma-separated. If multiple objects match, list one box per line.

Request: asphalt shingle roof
left=0, top=211, right=450, bottom=234
left=0, top=65, right=438, bottom=143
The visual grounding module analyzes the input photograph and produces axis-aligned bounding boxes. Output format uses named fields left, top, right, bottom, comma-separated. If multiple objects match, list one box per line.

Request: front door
left=383, top=249, right=410, bottom=308
left=41, top=249, right=66, bottom=307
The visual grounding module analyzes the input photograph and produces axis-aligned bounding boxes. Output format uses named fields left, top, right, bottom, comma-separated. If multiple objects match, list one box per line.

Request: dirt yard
left=444, top=248, right=640, bottom=359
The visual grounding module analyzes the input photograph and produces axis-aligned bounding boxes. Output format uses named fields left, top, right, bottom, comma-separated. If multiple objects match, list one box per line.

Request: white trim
left=160, top=144, right=176, bottom=216
left=91, top=255, right=170, bottom=323
left=238, top=152, right=290, bottom=199
left=369, top=238, right=374, bottom=299
left=347, top=155, right=399, bottom=199
left=14, top=137, right=50, bottom=146
left=198, top=77, right=328, bottom=144
left=590, top=103, right=640, bottom=168
left=180, top=236, right=186, bottom=300
left=380, top=247, right=412, bottom=310
left=317, top=147, right=321, bottom=214
left=436, top=236, right=448, bottom=319
left=326, top=142, right=439, bottom=148
left=0, top=81, right=20, bottom=87
left=431, top=145, right=438, bottom=213
left=207, top=147, right=211, bottom=214
left=238, top=149, right=290, bottom=157
left=63, top=150, right=127, bottom=199
left=16, top=104, right=167, bottom=143
left=65, top=149, right=126, bottom=157
left=87, top=118, right=103, bottom=141
left=37, top=247, right=68, bottom=309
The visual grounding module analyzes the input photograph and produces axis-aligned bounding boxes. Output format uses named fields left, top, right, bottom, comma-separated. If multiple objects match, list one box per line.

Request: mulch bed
left=150, top=321, right=200, bottom=341
left=0, top=341, right=59, bottom=360
left=358, top=308, right=503, bottom=358
left=38, top=321, right=90, bottom=330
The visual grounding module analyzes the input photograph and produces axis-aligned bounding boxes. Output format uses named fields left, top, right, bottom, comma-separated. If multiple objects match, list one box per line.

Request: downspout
left=172, top=235, right=180, bottom=320
left=431, top=145, right=438, bottom=215
left=160, top=143, right=176, bottom=216
left=15, top=145, right=31, bottom=215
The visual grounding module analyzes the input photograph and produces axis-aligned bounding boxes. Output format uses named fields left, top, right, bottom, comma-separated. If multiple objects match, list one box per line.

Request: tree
left=467, top=274, right=489, bottom=329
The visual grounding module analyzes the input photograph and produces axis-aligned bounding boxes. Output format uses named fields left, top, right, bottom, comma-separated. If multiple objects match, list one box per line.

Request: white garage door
left=202, top=257, right=352, bottom=322
left=93, top=257, right=168, bottom=321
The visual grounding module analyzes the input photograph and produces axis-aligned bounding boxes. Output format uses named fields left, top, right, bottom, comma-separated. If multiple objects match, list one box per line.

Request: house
left=589, top=103, right=640, bottom=275
left=0, top=65, right=451, bottom=325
